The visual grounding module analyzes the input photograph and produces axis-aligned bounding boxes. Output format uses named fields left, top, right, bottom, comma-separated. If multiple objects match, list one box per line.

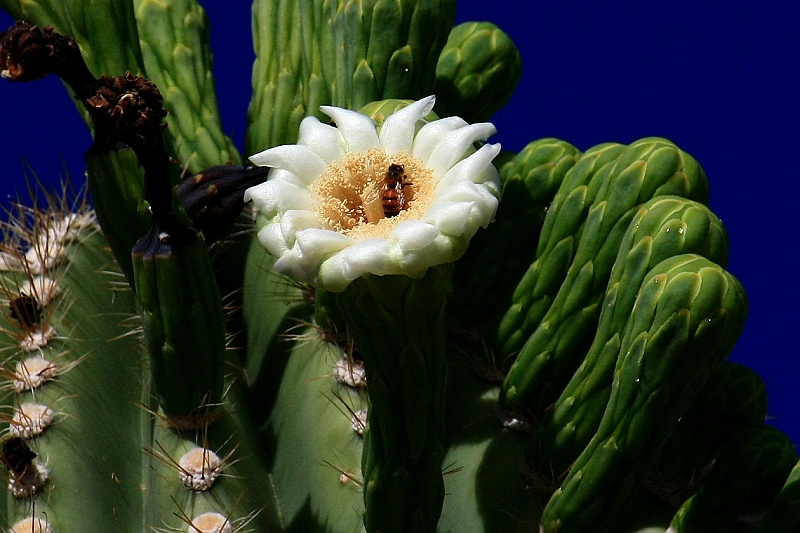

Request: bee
left=382, top=163, right=412, bottom=218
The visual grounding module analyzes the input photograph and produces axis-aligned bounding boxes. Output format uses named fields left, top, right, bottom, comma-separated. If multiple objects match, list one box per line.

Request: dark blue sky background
left=1, top=2, right=798, bottom=445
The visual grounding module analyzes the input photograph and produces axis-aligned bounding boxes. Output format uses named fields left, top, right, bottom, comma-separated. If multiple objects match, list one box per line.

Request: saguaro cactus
left=0, top=2, right=797, bottom=533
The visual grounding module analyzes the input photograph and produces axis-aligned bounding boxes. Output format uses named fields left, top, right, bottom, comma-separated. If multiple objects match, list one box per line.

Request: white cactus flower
left=244, top=96, right=501, bottom=291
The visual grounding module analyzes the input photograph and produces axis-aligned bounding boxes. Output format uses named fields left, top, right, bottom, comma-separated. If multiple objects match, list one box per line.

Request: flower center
left=310, top=149, right=434, bottom=239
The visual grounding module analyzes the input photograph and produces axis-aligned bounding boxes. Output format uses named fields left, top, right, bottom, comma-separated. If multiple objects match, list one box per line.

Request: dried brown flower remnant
left=83, top=72, right=173, bottom=219
left=85, top=72, right=167, bottom=155
left=0, top=21, right=96, bottom=98
left=177, top=164, right=270, bottom=242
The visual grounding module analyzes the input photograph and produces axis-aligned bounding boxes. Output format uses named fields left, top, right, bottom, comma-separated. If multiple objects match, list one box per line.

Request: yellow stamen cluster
left=310, top=148, right=435, bottom=240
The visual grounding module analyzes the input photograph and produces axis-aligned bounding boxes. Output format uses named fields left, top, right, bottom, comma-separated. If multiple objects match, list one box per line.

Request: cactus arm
left=83, top=147, right=150, bottom=286
left=540, top=255, right=747, bottom=531
left=529, top=196, right=730, bottom=473
left=132, top=224, right=227, bottom=419
left=1, top=230, right=148, bottom=529
left=321, top=0, right=455, bottom=110
left=492, top=142, right=625, bottom=360
left=133, top=0, right=240, bottom=170
left=246, top=0, right=306, bottom=153
left=645, top=362, right=768, bottom=504
left=333, top=267, right=451, bottom=533
left=501, top=138, right=711, bottom=412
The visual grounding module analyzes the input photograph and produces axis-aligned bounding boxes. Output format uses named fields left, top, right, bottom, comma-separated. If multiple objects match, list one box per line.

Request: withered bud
left=0, top=21, right=96, bottom=98
left=86, top=72, right=167, bottom=154
left=177, top=164, right=270, bottom=242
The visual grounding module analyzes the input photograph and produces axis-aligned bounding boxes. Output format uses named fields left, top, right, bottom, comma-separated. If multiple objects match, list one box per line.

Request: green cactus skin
left=452, top=138, right=581, bottom=331
left=528, top=196, right=730, bottom=474
left=493, top=141, right=627, bottom=360
left=131, top=223, right=226, bottom=421
left=540, top=254, right=748, bottom=532
left=645, top=362, right=768, bottom=504
left=0, top=221, right=278, bottom=531
left=751, top=458, right=800, bottom=532
left=669, top=425, right=797, bottom=532
left=264, top=325, right=367, bottom=532
left=247, top=0, right=456, bottom=153
left=246, top=0, right=308, bottom=153
left=500, top=138, right=710, bottom=411
left=318, top=0, right=456, bottom=111
left=434, top=21, right=523, bottom=123
left=133, top=0, right=240, bottom=170
left=437, top=361, right=540, bottom=532
left=1, top=231, right=147, bottom=530
left=333, top=268, right=451, bottom=533
left=84, top=147, right=150, bottom=285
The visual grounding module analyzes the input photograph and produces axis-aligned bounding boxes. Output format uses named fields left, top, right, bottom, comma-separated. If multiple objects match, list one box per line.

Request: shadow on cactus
left=0, top=2, right=798, bottom=533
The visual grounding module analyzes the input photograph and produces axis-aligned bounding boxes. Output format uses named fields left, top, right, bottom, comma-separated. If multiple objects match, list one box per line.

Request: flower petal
left=275, top=228, right=354, bottom=285
left=294, top=228, right=353, bottom=264
left=298, top=116, right=346, bottom=164
left=249, top=145, right=327, bottom=186
left=244, top=180, right=313, bottom=216
left=321, top=105, right=380, bottom=153
left=264, top=167, right=307, bottom=188
left=391, top=220, right=440, bottom=251
left=421, top=201, right=477, bottom=236
left=436, top=142, right=502, bottom=192
left=411, top=116, right=468, bottom=165
left=440, top=181, right=499, bottom=227
left=319, top=239, right=396, bottom=291
left=256, top=223, right=290, bottom=258
left=426, top=123, right=498, bottom=179
left=397, top=234, right=460, bottom=278
left=279, top=209, right=320, bottom=248
left=379, top=95, right=436, bottom=156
